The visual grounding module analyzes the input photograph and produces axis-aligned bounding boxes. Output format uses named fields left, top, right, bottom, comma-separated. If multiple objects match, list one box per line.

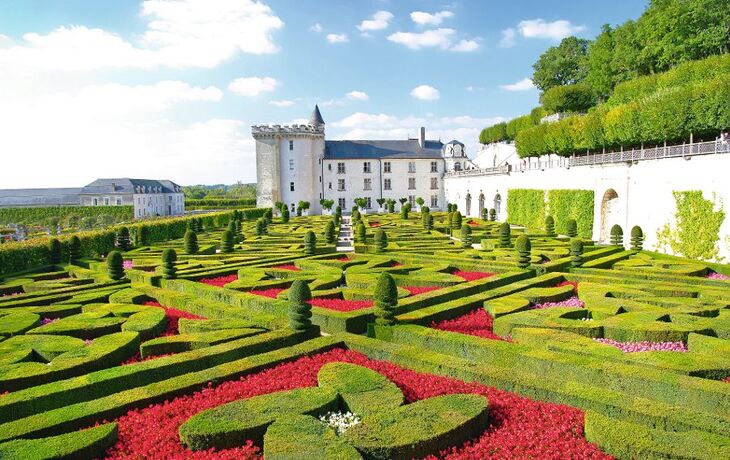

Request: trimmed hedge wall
left=185, top=198, right=256, bottom=209
left=506, top=189, right=593, bottom=237
left=505, top=190, right=545, bottom=231
left=0, top=206, right=133, bottom=226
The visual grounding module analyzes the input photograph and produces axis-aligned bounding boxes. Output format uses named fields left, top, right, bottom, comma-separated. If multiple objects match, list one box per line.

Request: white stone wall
left=254, top=137, right=280, bottom=209
left=278, top=135, right=324, bottom=214
left=321, top=158, right=446, bottom=211
left=132, top=193, right=184, bottom=219
left=444, top=153, right=730, bottom=260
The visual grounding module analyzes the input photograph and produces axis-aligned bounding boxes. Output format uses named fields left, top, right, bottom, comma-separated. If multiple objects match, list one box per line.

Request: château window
left=363, top=162, right=371, bottom=173
left=454, top=162, right=462, bottom=171
left=289, top=140, right=294, bottom=151
left=408, top=162, right=416, bottom=173
left=337, top=162, right=346, bottom=174
left=363, top=178, right=372, bottom=190
left=328, top=182, right=332, bottom=190
left=289, top=159, right=294, bottom=170
left=431, top=195, right=438, bottom=207
left=337, top=179, right=346, bottom=191
left=408, top=177, right=416, bottom=190
left=93, top=198, right=98, bottom=206
left=430, top=177, right=438, bottom=189
left=290, top=182, right=295, bottom=192
left=431, top=161, right=438, bottom=173
left=338, top=197, right=346, bottom=209
left=328, top=163, right=332, bottom=171
left=365, top=197, right=372, bottom=209
left=384, top=162, right=391, bottom=173
left=384, top=178, right=392, bottom=190
left=104, top=197, right=110, bottom=206
left=408, top=195, right=416, bottom=206
left=116, top=197, right=122, bottom=205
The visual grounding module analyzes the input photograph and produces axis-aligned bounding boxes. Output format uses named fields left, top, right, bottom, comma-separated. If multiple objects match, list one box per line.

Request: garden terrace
left=0, top=209, right=727, bottom=459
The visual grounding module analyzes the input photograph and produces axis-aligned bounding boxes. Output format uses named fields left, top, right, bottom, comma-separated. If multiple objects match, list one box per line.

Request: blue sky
left=0, top=0, right=646, bottom=187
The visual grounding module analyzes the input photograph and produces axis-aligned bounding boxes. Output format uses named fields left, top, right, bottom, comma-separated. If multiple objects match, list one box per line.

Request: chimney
left=111, top=182, right=116, bottom=192
left=418, top=127, right=426, bottom=148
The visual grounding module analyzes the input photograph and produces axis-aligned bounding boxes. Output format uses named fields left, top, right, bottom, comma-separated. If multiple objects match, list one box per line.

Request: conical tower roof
left=309, top=104, right=325, bottom=126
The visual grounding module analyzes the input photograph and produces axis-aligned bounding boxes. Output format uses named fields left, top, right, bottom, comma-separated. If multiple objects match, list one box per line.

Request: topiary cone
left=107, top=250, right=124, bottom=280
left=184, top=230, right=199, bottom=254
left=570, top=239, right=584, bottom=267
left=460, top=224, right=472, bottom=248
left=566, top=219, right=578, bottom=238
left=324, top=220, right=336, bottom=244
left=303, top=231, right=316, bottom=256
left=545, top=216, right=556, bottom=237
left=356, top=222, right=366, bottom=243
left=221, top=230, right=234, bottom=253
left=48, top=238, right=62, bottom=264
left=450, top=211, right=462, bottom=230
left=610, top=224, right=623, bottom=246
left=498, top=222, right=511, bottom=248
left=373, top=272, right=398, bottom=326
left=162, top=248, right=177, bottom=279
left=288, top=280, right=312, bottom=332
left=515, top=235, right=531, bottom=269
left=137, top=225, right=150, bottom=246
left=116, top=227, right=132, bottom=251
left=630, top=225, right=644, bottom=250
left=68, top=236, right=82, bottom=263
left=374, top=229, right=388, bottom=253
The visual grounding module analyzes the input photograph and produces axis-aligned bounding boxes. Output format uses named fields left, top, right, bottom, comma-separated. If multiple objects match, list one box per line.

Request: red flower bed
left=270, top=264, right=300, bottom=271
left=143, top=301, right=205, bottom=336
left=404, top=286, right=441, bottom=296
left=249, top=288, right=285, bottom=299
left=368, top=221, right=381, bottom=227
left=467, top=220, right=480, bottom=227
left=432, top=309, right=504, bottom=341
left=557, top=280, right=579, bottom=293
left=309, top=298, right=373, bottom=312
left=724, top=376, right=730, bottom=383
left=105, top=348, right=610, bottom=459
left=453, top=270, right=495, bottom=282
left=199, top=274, right=238, bottom=287
left=122, top=353, right=174, bottom=366
left=390, top=261, right=404, bottom=267
left=333, top=256, right=351, bottom=262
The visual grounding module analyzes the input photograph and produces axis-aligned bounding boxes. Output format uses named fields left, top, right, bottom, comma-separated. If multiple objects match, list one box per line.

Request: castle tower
left=443, top=140, right=467, bottom=172
left=252, top=105, right=325, bottom=213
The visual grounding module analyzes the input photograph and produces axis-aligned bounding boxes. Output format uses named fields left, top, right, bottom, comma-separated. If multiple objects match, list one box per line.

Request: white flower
left=318, top=411, right=361, bottom=435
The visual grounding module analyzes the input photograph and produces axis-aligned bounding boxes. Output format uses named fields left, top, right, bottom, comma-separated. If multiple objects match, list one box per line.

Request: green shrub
left=374, top=272, right=398, bottom=326
left=450, top=211, right=462, bottom=230
left=263, top=208, right=273, bottom=224
left=221, top=230, right=234, bottom=253
left=631, top=225, right=644, bottom=250
left=303, top=231, right=316, bottom=256
left=48, top=238, right=62, bottom=264
left=545, top=216, right=556, bottom=236
left=256, top=218, right=267, bottom=236
left=400, top=204, right=409, bottom=220
left=161, top=249, right=177, bottom=279
left=106, top=251, right=124, bottom=280
left=68, top=236, right=81, bottom=262
left=356, top=222, right=366, bottom=243
left=324, top=221, right=336, bottom=244
left=540, top=83, right=596, bottom=113
left=570, top=239, right=584, bottom=267
left=137, top=225, right=150, bottom=246
left=499, top=223, right=511, bottom=248
left=317, top=362, right=404, bottom=416
left=0, top=423, right=118, bottom=460
left=610, top=224, right=624, bottom=245
left=184, top=230, right=199, bottom=254
left=424, top=214, right=434, bottom=232
left=374, top=229, right=388, bottom=253
left=264, top=414, right=361, bottom=459
left=481, top=208, right=488, bottom=220
left=566, top=219, right=578, bottom=237
left=489, top=208, right=496, bottom=221
left=116, top=227, right=132, bottom=251
left=515, top=235, right=531, bottom=269
left=281, top=206, right=289, bottom=223
left=460, top=225, right=472, bottom=248
left=288, top=280, right=312, bottom=332
left=480, top=122, right=508, bottom=144
left=547, top=190, right=594, bottom=238
left=506, top=189, right=545, bottom=230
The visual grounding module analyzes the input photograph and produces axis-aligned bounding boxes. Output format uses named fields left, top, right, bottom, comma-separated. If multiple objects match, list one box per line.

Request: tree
left=288, top=280, right=313, bottom=332
left=610, top=224, right=624, bottom=246
left=630, top=225, right=644, bottom=250
left=263, top=209, right=273, bottom=224
left=296, top=201, right=310, bottom=217
left=400, top=203, right=410, bottom=220
left=460, top=225, right=472, bottom=248
left=184, top=230, right=199, bottom=254
left=532, top=36, right=590, bottom=92
left=515, top=235, right=532, bottom=269
left=137, top=225, right=150, bottom=246
left=499, top=223, right=511, bottom=248
left=48, top=238, right=62, bottom=264
left=566, top=219, right=578, bottom=238
left=281, top=206, right=290, bottom=223
left=354, top=197, right=367, bottom=211
left=116, top=227, right=132, bottom=251
left=356, top=221, right=366, bottom=243
left=374, top=229, right=388, bottom=253
left=376, top=198, right=386, bottom=210
left=321, top=199, right=335, bottom=212
left=68, top=236, right=82, bottom=262
left=256, top=218, right=267, bottom=236
left=586, top=24, right=616, bottom=99
left=539, top=83, right=596, bottom=113
left=107, top=250, right=124, bottom=280
left=324, top=220, right=336, bottom=244
left=303, top=231, right=316, bottom=255
left=373, top=272, right=397, bottom=326
left=545, top=216, right=556, bottom=237
left=570, top=239, right=584, bottom=267
left=386, top=199, right=396, bottom=213
left=398, top=198, right=407, bottom=208
left=425, top=214, right=434, bottom=232
left=415, top=197, right=425, bottom=209
left=162, top=248, right=177, bottom=279
left=221, top=230, right=234, bottom=253
left=275, top=201, right=285, bottom=213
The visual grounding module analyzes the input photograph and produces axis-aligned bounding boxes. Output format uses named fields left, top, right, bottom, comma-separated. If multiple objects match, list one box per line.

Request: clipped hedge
left=185, top=198, right=256, bottom=209
left=0, top=423, right=118, bottom=460
left=546, top=190, right=594, bottom=238
left=505, top=190, right=546, bottom=231
left=0, top=206, right=133, bottom=226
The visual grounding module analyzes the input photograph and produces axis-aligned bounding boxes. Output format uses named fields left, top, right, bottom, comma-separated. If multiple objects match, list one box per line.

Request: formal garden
left=0, top=205, right=727, bottom=459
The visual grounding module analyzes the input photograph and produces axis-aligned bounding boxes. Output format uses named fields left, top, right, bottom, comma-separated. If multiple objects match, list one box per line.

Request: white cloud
left=346, top=90, right=369, bottom=101
left=357, top=11, right=394, bottom=32
left=0, top=82, right=252, bottom=188
left=228, top=76, right=279, bottom=97
left=451, top=39, right=480, bottom=52
left=498, top=27, right=516, bottom=47
left=0, top=0, right=284, bottom=71
left=410, top=85, right=440, bottom=101
left=326, top=33, right=349, bottom=43
left=269, top=99, right=295, bottom=107
left=310, top=23, right=323, bottom=33
left=499, top=78, right=535, bottom=91
left=388, top=28, right=455, bottom=50
left=410, top=11, right=454, bottom=26
left=518, top=19, right=586, bottom=40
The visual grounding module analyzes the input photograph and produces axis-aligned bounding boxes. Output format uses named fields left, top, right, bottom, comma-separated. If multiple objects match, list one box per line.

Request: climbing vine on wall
left=506, top=189, right=545, bottom=231
left=547, top=190, right=594, bottom=238
left=656, top=191, right=725, bottom=262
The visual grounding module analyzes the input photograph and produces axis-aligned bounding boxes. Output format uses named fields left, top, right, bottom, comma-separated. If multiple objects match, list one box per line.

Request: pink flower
left=123, top=260, right=134, bottom=270
left=594, top=338, right=687, bottom=353
left=309, top=298, right=372, bottom=312
left=706, top=272, right=730, bottom=281
left=532, top=296, right=585, bottom=310
left=452, top=270, right=495, bottom=282
left=270, top=264, right=300, bottom=271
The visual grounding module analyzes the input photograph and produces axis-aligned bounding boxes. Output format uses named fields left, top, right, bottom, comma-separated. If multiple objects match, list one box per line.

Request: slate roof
left=309, top=105, right=325, bottom=126
left=80, top=178, right=182, bottom=195
left=0, top=188, right=82, bottom=207
left=324, top=139, right=444, bottom=160
left=446, top=140, right=465, bottom=146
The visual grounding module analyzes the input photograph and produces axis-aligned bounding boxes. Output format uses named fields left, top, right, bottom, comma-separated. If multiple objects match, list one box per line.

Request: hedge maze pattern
left=0, top=210, right=728, bottom=459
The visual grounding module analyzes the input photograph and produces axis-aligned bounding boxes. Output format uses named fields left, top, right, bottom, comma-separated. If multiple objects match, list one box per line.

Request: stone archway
left=600, top=189, right=619, bottom=242
left=478, top=193, right=485, bottom=217
left=494, top=193, right=502, bottom=220
left=465, top=193, right=472, bottom=216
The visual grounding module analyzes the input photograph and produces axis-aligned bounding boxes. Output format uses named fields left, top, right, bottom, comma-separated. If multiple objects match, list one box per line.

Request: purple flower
left=594, top=338, right=687, bottom=353
left=41, top=317, right=60, bottom=325
left=123, top=260, right=134, bottom=269
left=706, top=272, right=730, bottom=281
left=532, top=296, right=585, bottom=309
